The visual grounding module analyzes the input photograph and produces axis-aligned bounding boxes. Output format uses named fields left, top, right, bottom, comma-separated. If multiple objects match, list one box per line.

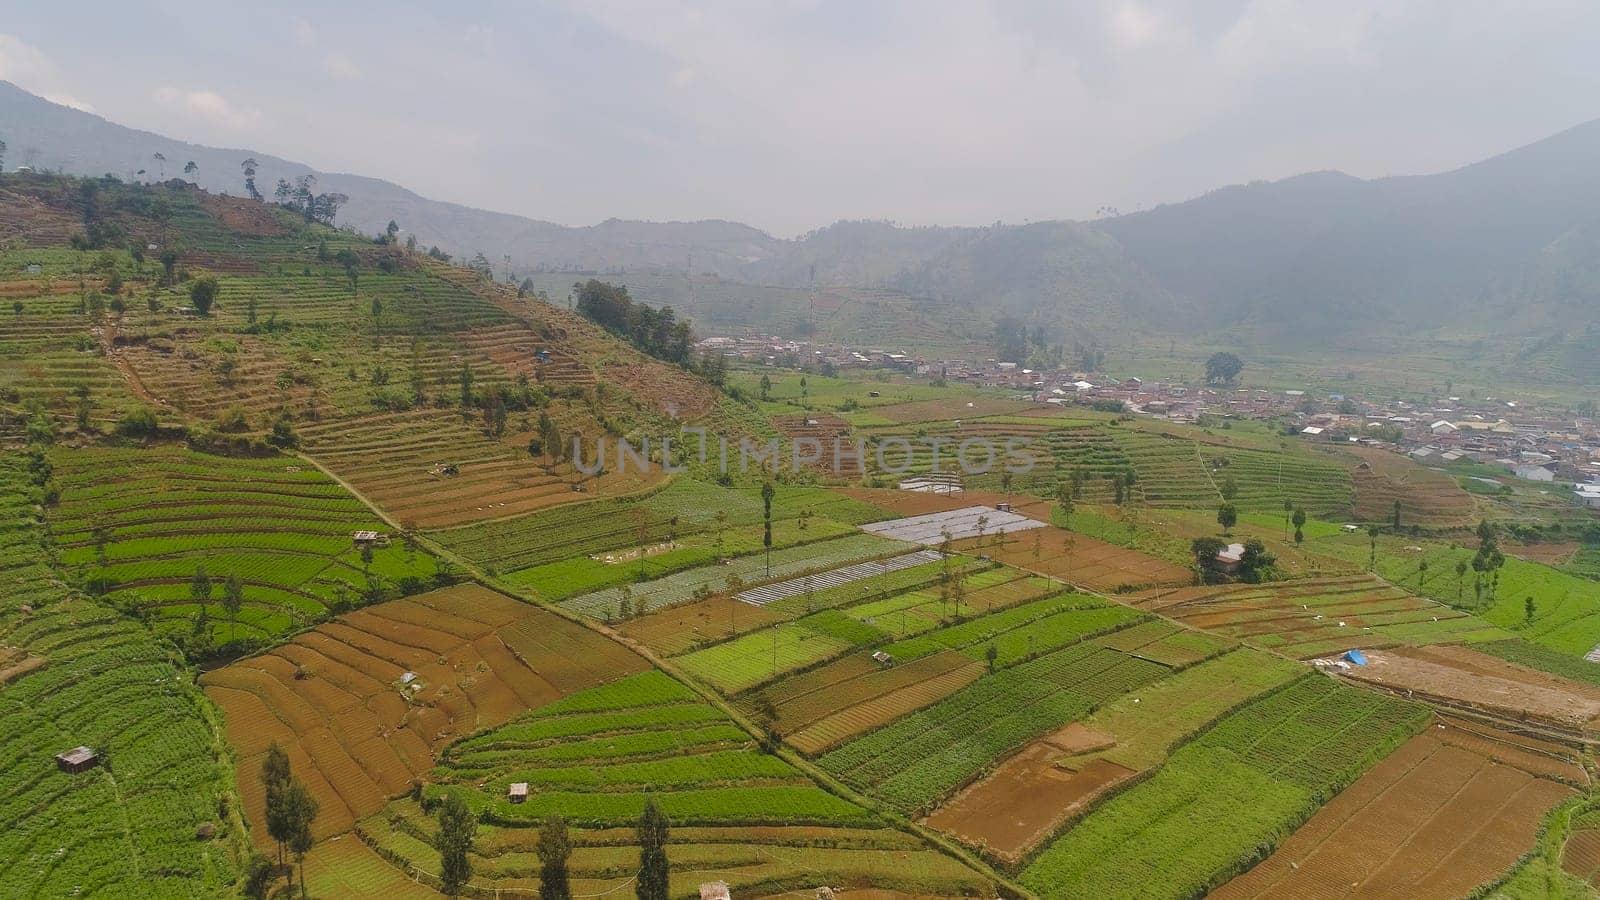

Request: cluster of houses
left=701, top=332, right=1600, bottom=510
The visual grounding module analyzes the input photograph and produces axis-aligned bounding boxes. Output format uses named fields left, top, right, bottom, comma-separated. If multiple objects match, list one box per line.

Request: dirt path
left=96, top=317, right=161, bottom=408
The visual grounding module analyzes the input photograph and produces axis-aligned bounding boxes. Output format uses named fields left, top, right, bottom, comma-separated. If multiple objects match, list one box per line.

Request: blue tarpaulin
left=1343, top=649, right=1368, bottom=666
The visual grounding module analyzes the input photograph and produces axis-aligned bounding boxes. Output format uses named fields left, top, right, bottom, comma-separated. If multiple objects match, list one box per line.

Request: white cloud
left=322, top=53, right=362, bottom=80
left=292, top=18, right=316, bottom=47
left=153, top=87, right=265, bottom=131
left=0, top=33, right=95, bottom=112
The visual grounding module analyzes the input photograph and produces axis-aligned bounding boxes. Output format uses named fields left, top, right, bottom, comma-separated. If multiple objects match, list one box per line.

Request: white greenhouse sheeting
left=736, top=549, right=944, bottom=607
left=860, top=506, right=1045, bottom=545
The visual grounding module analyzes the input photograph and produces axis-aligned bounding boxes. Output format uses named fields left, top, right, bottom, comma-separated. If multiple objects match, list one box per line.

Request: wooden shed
left=55, top=746, right=99, bottom=774
left=508, top=782, right=529, bottom=804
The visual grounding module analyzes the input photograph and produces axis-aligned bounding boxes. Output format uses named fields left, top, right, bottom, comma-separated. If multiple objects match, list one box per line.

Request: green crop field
left=382, top=669, right=991, bottom=895
left=1020, top=675, right=1428, bottom=899
left=881, top=592, right=1143, bottom=664
left=0, top=455, right=238, bottom=896
left=821, top=628, right=1172, bottom=813
left=1314, top=532, right=1600, bottom=657
left=675, top=613, right=880, bottom=693
left=430, top=478, right=885, bottom=578
left=1073, top=648, right=1305, bottom=771
left=46, top=444, right=437, bottom=648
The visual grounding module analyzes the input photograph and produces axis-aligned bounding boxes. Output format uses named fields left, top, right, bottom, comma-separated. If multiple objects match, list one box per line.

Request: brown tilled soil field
left=300, top=409, right=661, bottom=528
left=617, top=595, right=787, bottom=656
left=1344, top=445, right=1477, bottom=528
left=1214, top=718, right=1582, bottom=899
left=956, top=525, right=1190, bottom=592
left=925, top=722, right=1136, bottom=864
left=1563, top=819, right=1600, bottom=887
left=749, top=650, right=987, bottom=755
left=1131, top=574, right=1494, bottom=659
left=1341, top=645, right=1600, bottom=735
left=201, top=583, right=645, bottom=844
left=1507, top=540, right=1582, bottom=566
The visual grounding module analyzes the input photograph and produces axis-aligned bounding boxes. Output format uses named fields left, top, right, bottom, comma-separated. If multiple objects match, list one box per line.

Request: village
left=701, top=332, right=1600, bottom=512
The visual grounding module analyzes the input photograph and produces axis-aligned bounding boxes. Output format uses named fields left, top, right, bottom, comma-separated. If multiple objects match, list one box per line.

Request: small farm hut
left=508, top=782, right=529, bottom=804
left=55, top=746, right=99, bottom=774
left=699, top=883, right=731, bottom=900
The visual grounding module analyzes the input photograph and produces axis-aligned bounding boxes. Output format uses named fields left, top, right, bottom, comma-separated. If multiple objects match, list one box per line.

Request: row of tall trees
left=256, top=743, right=320, bottom=898
left=432, top=797, right=671, bottom=898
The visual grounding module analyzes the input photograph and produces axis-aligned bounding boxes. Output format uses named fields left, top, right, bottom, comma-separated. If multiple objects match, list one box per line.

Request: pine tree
left=635, top=799, right=670, bottom=900
left=283, top=778, right=319, bottom=899
left=537, top=813, right=572, bottom=900
left=437, top=793, right=476, bottom=896
left=261, top=742, right=292, bottom=867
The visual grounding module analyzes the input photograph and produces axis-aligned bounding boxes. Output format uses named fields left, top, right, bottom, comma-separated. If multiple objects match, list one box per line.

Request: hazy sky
left=3, top=1, right=1599, bottom=235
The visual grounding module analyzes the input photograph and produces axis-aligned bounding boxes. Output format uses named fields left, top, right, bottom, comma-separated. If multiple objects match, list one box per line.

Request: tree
left=1238, top=539, right=1275, bottom=583
left=759, top=374, right=772, bottom=400
left=538, top=412, right=562, bottom=461
left=1220, top=475, right=1238, bottom=500
left=261, top=742, right=292, bottom=867
left=283, top=778, right=319, bottom=898
left=385, top=220, right=400, bottom=243
left=240, top=158, right=261, bottom=200
left=1455, top=558, right=1469, bottom=601
left=190, top=564, right=213, bottom=620
left=1055, top=482, right=1074, bottom=527
left=436, top=792, right=476, bottom=896
left=189, top=276, right=220, bottom=316
left=1191, top=537, right=1227, bottom=584
left=1391, top=499, right=1402, bottom=531
left=73, top=383, right=93, bottom=432
left=761, top=481, right=775, bottom=578
left=183, top=160, right=198, bottom=178
left=1525, top=595, right=1536, bottom=624
left=0, top=137, right=6, bottom=171
left=159, top=249, right=179, bottom=285
left=1368, top=525, right=1380, bottom=569
left=223, top=575, right=244, bottom=643
left=335, top=249, right=360, bottom=293
left=536, top=813, right=572, bottom=900
left=635, top=799, right=670, bottom=900
left=1204, top=352, right=1244, bottom=385
left=1217, top=503, right=1238, bottom=533
left=1291, top=507, right=1307, bottom=545
left=984, top=642, right=999, bottom=673
left=152, top=152, right=166, bottom=179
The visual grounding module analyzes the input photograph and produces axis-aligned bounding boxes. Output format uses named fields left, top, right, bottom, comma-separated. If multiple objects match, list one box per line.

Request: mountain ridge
left=7, top=79, right=1600, bottom=351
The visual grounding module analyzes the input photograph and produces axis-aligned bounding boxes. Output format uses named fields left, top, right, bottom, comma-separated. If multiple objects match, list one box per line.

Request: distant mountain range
left=5, top=80, right=1600, bottom=351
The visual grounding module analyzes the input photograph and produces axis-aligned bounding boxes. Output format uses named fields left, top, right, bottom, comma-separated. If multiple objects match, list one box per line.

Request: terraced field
left=1317, top=533, right=1600, bottom=658
left=0, top=291, right=134, bottom=433
left=821, top=621, right=1178, bottom=815
left=48, top=444, right=436, bottom=646
left=428, top=478, right=884, bottom=578
left=300, top=410, right=659, bottom=529
left=1345, top=444, right=1477, bottom=527
left=925, top=649, right=1300, bottom=863
left=1020, top=675, right=1430, bottom=899
left=1214, top=717, right=1583, bottom=899
left=374, top=670, right=993, bottom=895
left=201, top=583, right=646, bottom=844
left=1135, top=574, right=1512, bottom=659
left=0, top=455, right=237, bottom=897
